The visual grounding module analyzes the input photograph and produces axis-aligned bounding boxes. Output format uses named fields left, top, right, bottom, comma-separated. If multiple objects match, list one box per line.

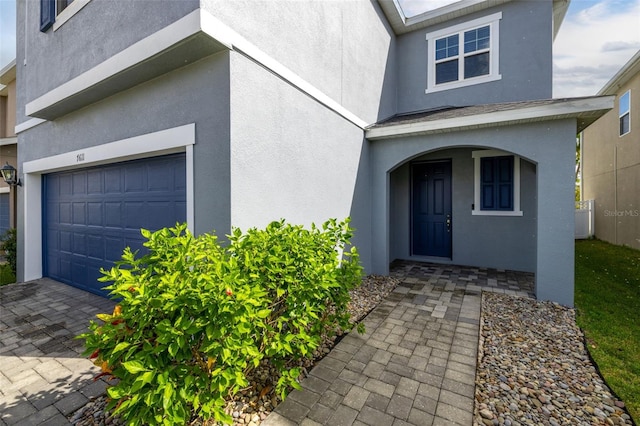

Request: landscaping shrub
left=79, top=219, right=362, bottom=425
left=1, top=228, right=16, bottom=275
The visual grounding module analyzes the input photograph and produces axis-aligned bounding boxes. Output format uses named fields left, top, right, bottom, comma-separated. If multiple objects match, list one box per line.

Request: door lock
left=446, top=214, right=451, bottom=232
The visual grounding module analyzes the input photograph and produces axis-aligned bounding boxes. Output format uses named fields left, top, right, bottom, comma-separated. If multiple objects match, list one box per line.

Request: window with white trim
left=40, top=0, right=91, bottom=32
left=426, top=12, right=502, bottom=93
left=620, top=90, right=630, bottom=136
left=472, top=150, right=522, bottom=216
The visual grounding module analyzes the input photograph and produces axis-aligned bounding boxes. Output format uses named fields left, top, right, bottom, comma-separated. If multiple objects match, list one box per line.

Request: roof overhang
left=365, top=96, right=614, bottom=140
left=25, top=9, right=233, bottom=120
left=0, top=59, right=16, bottom=85
left=378, top=0, right=570, bottom=37
left=598, top=50, right=640, bottom=95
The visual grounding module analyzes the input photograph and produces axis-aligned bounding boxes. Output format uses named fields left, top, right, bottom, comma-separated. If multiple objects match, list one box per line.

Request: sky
left=1, top=0, right=640, bottom=97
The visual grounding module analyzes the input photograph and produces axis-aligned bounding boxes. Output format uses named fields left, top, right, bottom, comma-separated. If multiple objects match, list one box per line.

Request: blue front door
left=412, top=161, right=452, bottom=257
left=43, top=153, right=186, bottom=296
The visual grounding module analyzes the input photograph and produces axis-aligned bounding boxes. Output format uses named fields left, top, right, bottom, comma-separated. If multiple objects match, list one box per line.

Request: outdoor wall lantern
left=1, top=163, right=22, bottom=186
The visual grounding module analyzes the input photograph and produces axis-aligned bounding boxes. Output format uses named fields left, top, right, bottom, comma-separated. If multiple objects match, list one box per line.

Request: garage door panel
left=73, top=203, right=86, bottom=225
left=73, top=172, right=87, bottom=195
left=105, top=202, right=122, bottom=227
left=87, top=170, right=103, bottom=194
left=59, top=202, right=72, bottom=224
left=87, top=234, right=104, bottom=260
left=44, top=153, right=186, bottom=296
left=105, top=236, right=125, bottom=262
left=59, top=231, right=71, bottom=252
left=105, top=169, right=121, bottom=193
left=59, top=259, right=71, bottom=280
left=87, top=202, right=103, bottom=226
left=124, top=168, right=145, bottom=193
left=73, top=233, right=86, bottom=254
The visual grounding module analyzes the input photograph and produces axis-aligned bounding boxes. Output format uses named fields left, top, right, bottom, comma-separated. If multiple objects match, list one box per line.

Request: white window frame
left=53, top=0, right=92, bottom=31
left=426, top=12, right=502, bottom=94
left=619, top=90, right=631, bottom=137
left=472, top=149, right=522, bottom=216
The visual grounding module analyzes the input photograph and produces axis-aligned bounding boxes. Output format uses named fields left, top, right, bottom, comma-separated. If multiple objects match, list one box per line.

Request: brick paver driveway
left=0, top=279, right=115, bottom=425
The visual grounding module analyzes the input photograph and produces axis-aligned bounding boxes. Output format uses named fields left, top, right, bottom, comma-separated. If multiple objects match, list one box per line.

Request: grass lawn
left=575, top=239, right=640, bottom=422
left=0, top=263, right=15, bottom=286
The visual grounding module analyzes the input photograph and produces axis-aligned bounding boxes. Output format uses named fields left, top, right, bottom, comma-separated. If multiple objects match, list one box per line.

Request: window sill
left=425, top=73, right=502, bottom=94
left=53, top=0, right=92, bottom=31
left=472, top=210, right=523, bottom=217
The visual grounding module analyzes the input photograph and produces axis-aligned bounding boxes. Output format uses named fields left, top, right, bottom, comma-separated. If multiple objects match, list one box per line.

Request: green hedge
left=79, top=219, right=362, bottom=425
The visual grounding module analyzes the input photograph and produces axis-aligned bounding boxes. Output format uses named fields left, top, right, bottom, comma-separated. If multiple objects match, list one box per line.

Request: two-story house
left=581, top=50, right=640, bottom=250
left=15, top=0, right=612, bottom=306
left=0, top=59, right=18, bottom=236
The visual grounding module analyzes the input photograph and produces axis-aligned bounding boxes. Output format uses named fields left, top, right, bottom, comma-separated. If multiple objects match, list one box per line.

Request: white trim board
left=15, top=118, right=46, bottom=134
left=25, top=8, right=367, bottom=129
left=22, top=124, right=196, bottom=282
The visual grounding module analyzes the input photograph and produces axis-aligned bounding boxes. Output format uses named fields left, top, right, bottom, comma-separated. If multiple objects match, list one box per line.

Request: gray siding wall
left=16, top=53, right=232, bottom=281
left=16, top=0, right=199, bottom=124
left=389, top=148, right=537, bottom=272
left=396, top=0, right=553, bottom=113
left=228, top=52, right=372, bottom=271
left=201, top=0, right=397, bottom=123
left=372, top=119, right=577, bottom=306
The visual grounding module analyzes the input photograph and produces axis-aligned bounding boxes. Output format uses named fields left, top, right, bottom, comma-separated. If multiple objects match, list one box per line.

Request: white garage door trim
left=23, top=123, right=195, bottom=282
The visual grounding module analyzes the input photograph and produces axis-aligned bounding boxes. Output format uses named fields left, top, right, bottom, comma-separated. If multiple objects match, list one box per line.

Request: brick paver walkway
left=0, top=279, right=115, bottom=425
left=263, top=262, right=533, bottom=426
left=0, top=263, right=533, bottom=425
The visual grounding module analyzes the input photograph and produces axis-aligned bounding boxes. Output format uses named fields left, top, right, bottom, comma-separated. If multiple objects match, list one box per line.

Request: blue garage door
left=0, top=193, right=9, bottom=237
left=44, top=153, right=186, bottom=296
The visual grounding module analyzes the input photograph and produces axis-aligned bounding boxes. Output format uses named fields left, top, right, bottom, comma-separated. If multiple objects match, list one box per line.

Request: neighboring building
left=582, top=50, right=640, bottom=250
left=15, top=0, right=612, bottom=306
left=0, top=59, right=18, bottom=236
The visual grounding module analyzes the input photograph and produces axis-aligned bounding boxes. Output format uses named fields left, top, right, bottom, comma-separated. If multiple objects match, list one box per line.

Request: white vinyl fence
left=575, top=200, right=594, bottom=239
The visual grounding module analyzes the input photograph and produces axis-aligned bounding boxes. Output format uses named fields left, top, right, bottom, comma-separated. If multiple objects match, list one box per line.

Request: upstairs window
left=426, top=12, right=502, bottom=94
left=40, top=0, right=90, bottom=32
left=620, top=90, right=630, bottom=136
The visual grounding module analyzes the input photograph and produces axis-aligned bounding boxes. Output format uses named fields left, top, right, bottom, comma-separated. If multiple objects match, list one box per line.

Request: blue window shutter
left=481, top=156, right=514, bottom=211
left=497, top=156, right=513, bottom=210
left=480, top=157, right=495, bottom=209
left=40, top=0, right=55, bottom=32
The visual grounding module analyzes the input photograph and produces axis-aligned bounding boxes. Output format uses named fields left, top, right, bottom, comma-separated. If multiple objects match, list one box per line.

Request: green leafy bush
left=1, top=228, right=17, bottom=275
left=79, top=219, right=362, bottom=425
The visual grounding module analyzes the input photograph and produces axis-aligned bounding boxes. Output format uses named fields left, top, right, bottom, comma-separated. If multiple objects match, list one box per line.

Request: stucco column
left=370, top=144, right=390, bottom=276
left=535, top=141, right=576, bottom=307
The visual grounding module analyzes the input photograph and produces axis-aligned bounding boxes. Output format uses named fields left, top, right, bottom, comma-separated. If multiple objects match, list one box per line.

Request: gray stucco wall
left=16, top=0, right=199, bottom=124
left=16, top=53, right=232, bottom=281
left=372, top=119, right=577, bottom=306
left=228, top=52, right=372, bottom=271
left=201, top=0, right=397, bottom=123
left=389, top=148, right=537, bottom=272
left=395, top=0, right=553, bottom=113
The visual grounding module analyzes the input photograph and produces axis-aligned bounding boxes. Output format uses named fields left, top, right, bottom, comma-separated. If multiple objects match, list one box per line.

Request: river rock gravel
left=475, top=292, right=633, bottom=426
left=70, top=274, right=399, bottom=426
